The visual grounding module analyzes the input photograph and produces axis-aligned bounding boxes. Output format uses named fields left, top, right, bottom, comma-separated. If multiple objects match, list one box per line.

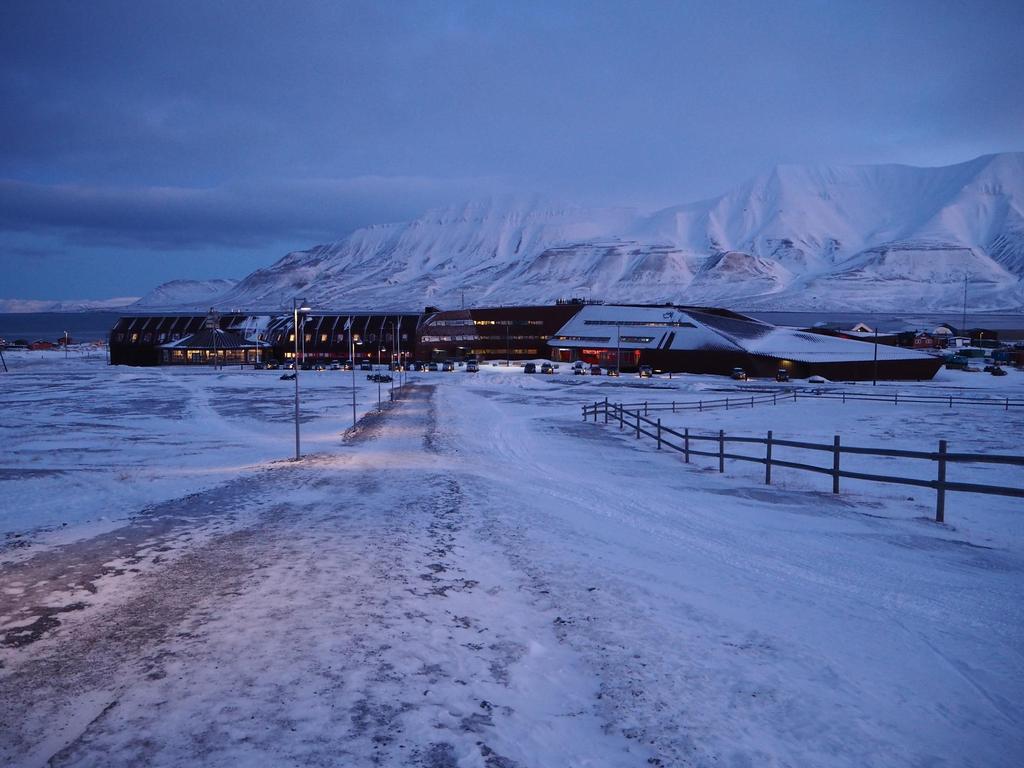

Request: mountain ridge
left=143, top=152, right=1024, bottom=312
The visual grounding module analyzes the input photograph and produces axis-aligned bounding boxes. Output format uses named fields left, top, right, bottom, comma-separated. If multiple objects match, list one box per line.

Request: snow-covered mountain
left=211, top=153, right=1024, bottom=311
left=133, top=279, right=238, bottom=309
left=0, top=296, right=140, bottom=313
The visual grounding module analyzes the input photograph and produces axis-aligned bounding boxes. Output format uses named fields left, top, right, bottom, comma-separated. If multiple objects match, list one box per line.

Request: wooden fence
left=581, top=399, right=1024, bottom=523
left=613, top=390, right=1024, bottom=417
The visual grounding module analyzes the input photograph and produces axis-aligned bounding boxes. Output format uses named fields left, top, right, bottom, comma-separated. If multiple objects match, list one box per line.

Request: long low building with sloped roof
left=547, top=304, right=943, bottom=380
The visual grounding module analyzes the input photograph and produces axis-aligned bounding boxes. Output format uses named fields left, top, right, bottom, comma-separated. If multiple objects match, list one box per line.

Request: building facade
left=547, top=304, right=944, bottom=380
left=266, top=312, right=421, bottom=365
left=414, top=304, right=585, bottom=361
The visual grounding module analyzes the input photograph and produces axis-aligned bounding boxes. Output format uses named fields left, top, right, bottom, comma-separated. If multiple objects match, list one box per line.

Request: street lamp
left=293, top=298, right=310, bottom=460
left=872, top=326, right=878, bottom=386
left=616, top=323, right=622, bottom=376
left=64, top=330, right=69, bottom=359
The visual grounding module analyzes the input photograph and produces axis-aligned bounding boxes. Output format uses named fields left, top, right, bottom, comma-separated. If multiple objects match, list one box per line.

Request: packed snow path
left=2, top=376, right=1022, bottom=767
left=0, top=386, right=638, bottom=766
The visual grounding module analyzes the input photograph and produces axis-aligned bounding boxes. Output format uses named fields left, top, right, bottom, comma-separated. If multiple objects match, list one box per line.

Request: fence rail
left=613, top=389, right=1024, bottom=417
left=581, top=399, right=1024, bottom=523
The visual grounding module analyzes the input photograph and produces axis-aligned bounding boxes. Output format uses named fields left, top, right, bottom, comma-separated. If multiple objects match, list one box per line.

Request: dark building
left=110, top=313, right=271, bottom=366
left=266, top=312, right=421, bottom=365
left=415, top=304, right=584, bottom=361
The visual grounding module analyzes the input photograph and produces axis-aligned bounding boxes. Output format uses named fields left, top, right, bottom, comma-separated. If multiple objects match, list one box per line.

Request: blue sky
left=2, top=0, right=1022, bottom=300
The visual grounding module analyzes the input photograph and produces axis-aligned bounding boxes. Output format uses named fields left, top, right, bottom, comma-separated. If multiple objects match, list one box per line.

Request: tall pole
left=872, top=326, right=878, bottom=386
left=391, top=320, right=397, bottom=399
left=505, top=321, right=510, bottom=366
left=961, top=272, right=968, bottom=342
left=293, top=298, right=302, bottom=461
left=616, top=323, right=621, bottom=375
left=349, top=318, right=357, bottom=428
left=377, top=344, right=383, bottom=409
left=64, top=330, right=69, bottom=359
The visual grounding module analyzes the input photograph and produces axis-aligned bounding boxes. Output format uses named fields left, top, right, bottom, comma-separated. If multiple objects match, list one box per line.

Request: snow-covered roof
left=548, top=304, right=934, bottom=363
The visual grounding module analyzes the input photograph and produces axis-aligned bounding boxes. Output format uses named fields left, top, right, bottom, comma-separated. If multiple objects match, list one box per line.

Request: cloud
left=0, top=175, right=497, bottom=250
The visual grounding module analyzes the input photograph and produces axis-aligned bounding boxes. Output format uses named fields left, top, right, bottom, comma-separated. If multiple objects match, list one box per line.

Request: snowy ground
left=1, top=349, right=400, bottom=548
left=1, top=354, right=1022, bottom=767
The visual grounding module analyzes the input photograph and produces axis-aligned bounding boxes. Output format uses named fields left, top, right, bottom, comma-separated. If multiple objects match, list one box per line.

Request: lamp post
left=391, top=320, right=398, bottom=399
left=348, top=319, right=357, bottom=428
left=616, top=323, right=622, bottom=376
left=64, top=330, right=69, bottom=359
left=872, top=326, right=878, bottom=386
left=292, top=298, right=310, bottom=460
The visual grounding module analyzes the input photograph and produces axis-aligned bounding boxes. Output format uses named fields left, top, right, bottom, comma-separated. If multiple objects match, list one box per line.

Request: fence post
left=604, top=397, right=609, bottom=424
left=894, top=392, right=898, bottom=405
left=751, top=395, right=755, bottom=408
left=657, top=419, right=662, bottom=449
left=619, top=403, right=624, bottom=430
left=832, top=435, right=841, bottom=494
left=644, top=401, right=648, bottom=417
left=726, top=397, right=730, bottom=410
left=636, top=411, right=641, bottom=439
left=773, top=393, right=777, bottom=406
left=1007, top=398, right=1010, bottom=412
left=936, top=439, right=947, bottom=523
left=582, top=404, right=587, bottom=421
left=949, top=395, right=953, bottom=409
left=718, top=430, right=725, bottom=472
left=699, top=400, right=703, bottom=412
left=593, top=400, right=599, bottom=423
left=842, top=392, right=846, bottom=404
left=672, top=401, right=676, bottom=414
left=794, top=391, right=797, bottom=403
left=684, top=427, right=690, bottom=463
left=765, top=430, right=773, bottom=485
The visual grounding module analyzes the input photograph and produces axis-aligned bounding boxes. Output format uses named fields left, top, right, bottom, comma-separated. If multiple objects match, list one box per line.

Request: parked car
left=329, top=361, right=341, bottom=370
left=264, top=360, right=280, bottom=370
left=638, top=365, right=653, bottom=378
left=776, top=368, right=790, bottom=382
left=342, top=359, right=354, bottom=370
left=427, top=362, right=439, bottom=371
left=540, top=362, right=555, bottom=374
left=730, top=367, right=748, bottom=380
left=945, top=356, right=969, bottom=370
left=300, top=361, right=314, bottom=371
left=466, top=361, right=480, bottom=373
left=359, top=361, right=372, bottom=371
left=442, top=361, right=455, bottom=372
left=807, top=374, right=828, bottom=384
left=991, top=365, right=1008, bottom=376
left=313, top=363, right=326, bottom=372
left=524, top=362, right=537, bottom=374
left=589, top=365, right=602, bottom=376
left=368, top=372, right=393, bottom=383
left=284, top=362, right=295, bottom=370
left=607, top=368, right=620, bottom=377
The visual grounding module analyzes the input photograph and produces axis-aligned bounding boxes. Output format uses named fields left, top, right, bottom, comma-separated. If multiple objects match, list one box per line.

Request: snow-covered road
left=1, top=386, right=644, bottom=767
left=1, top=362, right=1022, bottom=766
